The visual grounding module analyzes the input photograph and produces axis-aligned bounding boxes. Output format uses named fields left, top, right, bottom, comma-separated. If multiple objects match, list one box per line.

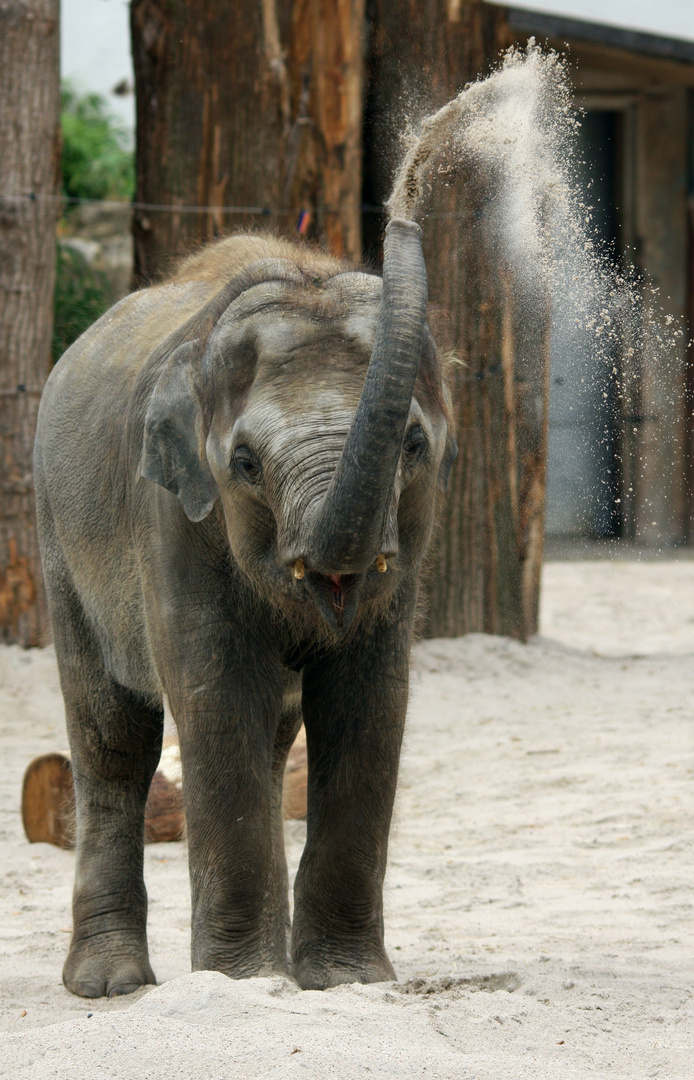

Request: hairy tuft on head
left=156, top=228, right=448, bottom=424
left=167, top=231, right=347, bottom=287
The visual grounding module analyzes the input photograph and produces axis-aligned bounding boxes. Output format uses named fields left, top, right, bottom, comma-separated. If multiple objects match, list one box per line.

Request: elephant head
left=142, top=220, right=455, bottom=634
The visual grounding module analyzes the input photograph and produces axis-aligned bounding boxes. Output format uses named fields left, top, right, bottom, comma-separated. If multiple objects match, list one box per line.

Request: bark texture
left=287, top=0, right=365, bottom=257
left=0, top=0, right=60, bottom=646
left=365, top=0, right=549, bottom=638
left=131, top=0, right=364, bottom=283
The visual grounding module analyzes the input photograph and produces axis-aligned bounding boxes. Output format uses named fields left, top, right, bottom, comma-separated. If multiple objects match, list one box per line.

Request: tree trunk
left=287, top=0, right=365, bottom=257
left=0, top=0, right=60, bottom=647
left=131, top=0, right=364, bottom=284
left=364, top=0, right=549, bottom=639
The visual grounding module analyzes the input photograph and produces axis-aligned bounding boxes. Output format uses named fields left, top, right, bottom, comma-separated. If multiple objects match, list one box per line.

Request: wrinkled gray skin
left=34, top=220, right=454, bottom=998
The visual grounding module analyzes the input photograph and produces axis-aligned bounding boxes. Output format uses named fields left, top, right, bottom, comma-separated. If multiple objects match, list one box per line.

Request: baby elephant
left=34, top=220, right=454, bottom=996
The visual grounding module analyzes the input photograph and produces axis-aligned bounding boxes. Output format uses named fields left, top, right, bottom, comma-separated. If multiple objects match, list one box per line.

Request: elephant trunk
left=307, top=218, right=428, bottom=574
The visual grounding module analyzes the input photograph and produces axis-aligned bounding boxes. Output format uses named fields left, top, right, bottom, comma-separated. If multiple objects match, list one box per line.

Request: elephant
left=33, top=218, right=455, bottom=997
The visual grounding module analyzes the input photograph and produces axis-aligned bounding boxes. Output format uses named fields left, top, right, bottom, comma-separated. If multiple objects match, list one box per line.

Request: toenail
left=73, top=982, right=103, bottom=999
left=108, top=983, right=141, bottom=998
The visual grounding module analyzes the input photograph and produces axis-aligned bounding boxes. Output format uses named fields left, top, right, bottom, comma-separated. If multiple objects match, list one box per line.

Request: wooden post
left=0, top=0, right=60, bottom=646
left=633, top=89, right=689, bottom=545
left=288, top=0, right=365, bottom=257
left=131, top=0, right=290, bottom=283
left=131, top=0, right=365, bottom=285
left=365, top=0, right=549, bottom=638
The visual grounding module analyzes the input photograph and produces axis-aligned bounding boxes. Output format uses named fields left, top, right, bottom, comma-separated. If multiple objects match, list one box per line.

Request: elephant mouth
left=301, top=570, right=364, bottom=634
left=328, top=573, right=346, bottom=612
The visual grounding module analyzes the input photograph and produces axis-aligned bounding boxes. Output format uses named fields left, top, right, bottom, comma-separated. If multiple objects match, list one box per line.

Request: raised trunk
left=131, top=0, right=365, bottom=284
left=308, top=218, right=428, bottom=573
left=364, top=0, right=549, bottom=639
left=0, top=0, right=60, bottom=646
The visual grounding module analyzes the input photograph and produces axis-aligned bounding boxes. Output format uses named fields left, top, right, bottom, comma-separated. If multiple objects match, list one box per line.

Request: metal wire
left=0, top=191, right=388, bottom=216
left=0, top=192, right=478, bottom=220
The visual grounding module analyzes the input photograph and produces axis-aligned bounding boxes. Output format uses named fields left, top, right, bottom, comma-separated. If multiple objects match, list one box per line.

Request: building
left=488, top=1, right=694, bottom=545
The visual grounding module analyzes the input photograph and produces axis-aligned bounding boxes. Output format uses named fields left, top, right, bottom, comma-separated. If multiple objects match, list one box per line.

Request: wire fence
left=0, top=191, right=387, bottom=217
left=0, top=191, right=479, bottom=220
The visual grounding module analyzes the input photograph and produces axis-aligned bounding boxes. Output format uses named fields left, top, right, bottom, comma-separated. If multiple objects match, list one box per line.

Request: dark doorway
left=545, top=109, right=621, bottom=538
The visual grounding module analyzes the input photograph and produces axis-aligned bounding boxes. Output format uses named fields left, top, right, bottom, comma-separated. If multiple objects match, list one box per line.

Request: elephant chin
left=301, top=570, right=365, bottom=635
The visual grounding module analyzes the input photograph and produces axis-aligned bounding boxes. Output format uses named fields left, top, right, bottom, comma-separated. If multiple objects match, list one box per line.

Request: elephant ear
left=141, top=339, right=217, bottom=522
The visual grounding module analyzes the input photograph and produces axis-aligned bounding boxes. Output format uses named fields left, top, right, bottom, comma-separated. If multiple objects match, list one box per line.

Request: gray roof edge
left=504, top=7, right=694, bottom=64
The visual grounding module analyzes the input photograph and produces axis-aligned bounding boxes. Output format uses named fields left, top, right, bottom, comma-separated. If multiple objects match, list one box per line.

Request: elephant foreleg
left=170, top=643, right=289, bottom=978
left=292, top=610, right=411, bottom=989
left=52, top=592, right=163, bottom=998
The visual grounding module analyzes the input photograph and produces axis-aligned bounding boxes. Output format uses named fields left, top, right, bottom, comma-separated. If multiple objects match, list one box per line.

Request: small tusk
left=376, top=554, right=387, bottom=573
left=293, top=559, right=305, bottom=580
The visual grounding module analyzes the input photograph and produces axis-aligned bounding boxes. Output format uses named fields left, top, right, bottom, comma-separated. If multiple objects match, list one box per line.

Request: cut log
left=21, top=753, right=184, bottom=848
left=282, top=725, right=307, bottom=821
left=143, top=771, right=185, bottom=843
left=21, top=752, right=75, bottom=849
left=21, top=727, right=309, bottom=849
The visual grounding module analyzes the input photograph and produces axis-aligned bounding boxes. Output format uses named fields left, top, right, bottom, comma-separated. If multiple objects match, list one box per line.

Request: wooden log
left=282, top=724, right=308, bottom=821
left=21, top=752, right=75, bottom=849
left=143, top=771, right=185, bottom=843
left=21, top=753, right=184, bottom=848
left=131, top=0, right=289, bottom=283
left=287, top=0, right=365, bottom=257
left=21, top=728, right=308, bottom=849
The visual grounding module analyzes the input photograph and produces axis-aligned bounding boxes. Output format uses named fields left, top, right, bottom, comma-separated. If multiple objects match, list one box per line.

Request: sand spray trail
left=388, top=43, right=575, bottom=284
left=387, top=43, right=685, bottom=536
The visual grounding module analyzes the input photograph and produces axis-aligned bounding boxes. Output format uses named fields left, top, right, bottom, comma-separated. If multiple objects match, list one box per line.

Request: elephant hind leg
left=48, top=574, right=163, bottom=998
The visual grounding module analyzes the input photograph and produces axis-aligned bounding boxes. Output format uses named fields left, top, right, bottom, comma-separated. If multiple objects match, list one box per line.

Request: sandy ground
left=1, top=560, right=692, bottom=1078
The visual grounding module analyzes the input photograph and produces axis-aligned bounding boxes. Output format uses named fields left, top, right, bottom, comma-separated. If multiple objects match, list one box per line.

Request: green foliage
left=55, top=85, right=132, bottom=360
left=52, top=245, right=114, bottom=362
left=61, top=83, right=134, bottom=204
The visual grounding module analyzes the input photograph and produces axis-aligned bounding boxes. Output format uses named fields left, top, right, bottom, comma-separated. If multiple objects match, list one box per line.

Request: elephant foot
left=192, top=928, right=290, bottom=981
left=292, top=940, right=396, bottom=990
left=192, top=947, right=290, bottom=981
left=63, top=933, right=155, bottom=998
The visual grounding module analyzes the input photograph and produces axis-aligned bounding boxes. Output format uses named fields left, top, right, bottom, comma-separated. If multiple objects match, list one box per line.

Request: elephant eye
left=403, top=424, right=427, bottom=466
left=233, top=445, right=262, bottom=484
